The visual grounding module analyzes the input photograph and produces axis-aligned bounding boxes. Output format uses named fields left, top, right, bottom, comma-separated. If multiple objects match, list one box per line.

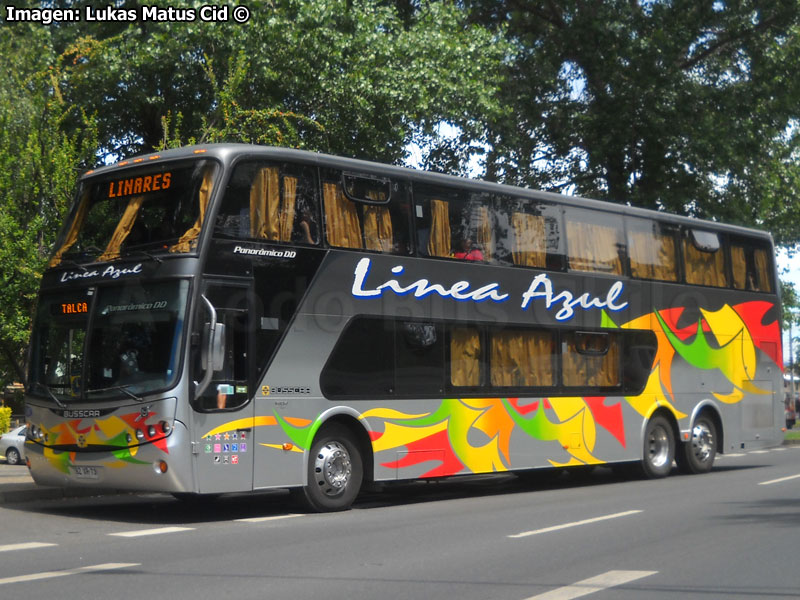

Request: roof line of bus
left=81, top=143, right=774, bottom=242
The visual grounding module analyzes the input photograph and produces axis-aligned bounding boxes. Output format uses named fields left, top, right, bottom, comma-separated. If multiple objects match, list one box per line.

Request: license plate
left=71, top=466, right=100, bottom=480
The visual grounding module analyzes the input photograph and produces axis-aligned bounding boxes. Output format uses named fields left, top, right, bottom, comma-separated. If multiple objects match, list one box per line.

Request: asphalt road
left=1, top=446, right=799, bottom=599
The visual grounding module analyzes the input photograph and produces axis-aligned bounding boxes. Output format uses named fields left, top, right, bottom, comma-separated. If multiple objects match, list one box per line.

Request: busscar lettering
left=108, top=173, right=171, bottom=199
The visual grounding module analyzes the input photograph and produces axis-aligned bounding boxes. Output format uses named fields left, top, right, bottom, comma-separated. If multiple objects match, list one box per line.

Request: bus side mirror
left=209, top=323, right=225, bottom=372
left=196, top=295, right=225, bottom=396
left=201, top=321, right=226, bottom=371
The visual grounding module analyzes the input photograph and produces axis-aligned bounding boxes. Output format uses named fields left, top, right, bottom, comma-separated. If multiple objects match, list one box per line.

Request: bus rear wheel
left=676, top=415, right=717, bottom=474
left=641, top=415, right=674, bottom=479
left=296, top=425, right=363, bottom=512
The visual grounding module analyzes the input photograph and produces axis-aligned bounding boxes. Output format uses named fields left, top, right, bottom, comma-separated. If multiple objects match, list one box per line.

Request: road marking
left=0, top=542, right=57, bottom=553
left=523, top=569, right=657, bottom=600
left=749, top=450, right=770, bottom=454
left=110, top=526, right=194, bottom=538
left=508, top=510, right=643, bottom=539
left=720, top=453, right=745, bottom=457
left=0, top=563, right=139, bottom=586
left=758, top=473, right=800, bottom=486
left=235, top=514, right=303, bottom=523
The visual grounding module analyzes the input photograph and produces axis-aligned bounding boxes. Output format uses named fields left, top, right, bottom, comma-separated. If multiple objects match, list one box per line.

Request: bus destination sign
left=107, top=172, right=172, bottom=199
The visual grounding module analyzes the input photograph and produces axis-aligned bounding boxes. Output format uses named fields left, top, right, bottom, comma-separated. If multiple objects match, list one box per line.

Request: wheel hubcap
left=691, top=422, right=714, bottom=463
left=648, top=425, right=670, bottom=468
left=313, top=441, right=352, bottom=497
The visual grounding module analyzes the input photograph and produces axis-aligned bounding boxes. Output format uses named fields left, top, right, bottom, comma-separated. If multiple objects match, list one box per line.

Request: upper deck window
left=321, top=169, right=412, bottom=254
left=49, top=160, right=218, bottom=266
left=493, top=196, right=565, bottom=270
left=415, top=185, right=495, bottom=262
left=730, top=236, right=774, bottom=293
left=683, top=228, right=728, bottom=288
left=626, top=217, right=679, bottom=282
left=564, top=208, right=626, bottom=276
left=215, top=161, right=320, bottom=246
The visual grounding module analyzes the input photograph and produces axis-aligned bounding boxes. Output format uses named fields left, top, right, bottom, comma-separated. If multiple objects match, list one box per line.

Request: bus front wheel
left=296, top=425, right=363, bottom=512
left=641, top=415, right=674, bottom=478
left=675, top=415, right=717, bottom=474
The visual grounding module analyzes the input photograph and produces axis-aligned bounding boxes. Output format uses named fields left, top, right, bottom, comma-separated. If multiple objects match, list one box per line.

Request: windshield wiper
left=86, top=384, right=144, bottom=402
left=126, top=249, right=163, bottom=264
left=31, top=382, right=67, bottom=408
left=58, top=258, right=88, bottom=272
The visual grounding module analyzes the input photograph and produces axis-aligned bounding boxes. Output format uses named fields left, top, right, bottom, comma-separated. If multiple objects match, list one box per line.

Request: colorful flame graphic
left=360, top=300, right=780, bottom=476
left=39, top=409, right=169, bottom=474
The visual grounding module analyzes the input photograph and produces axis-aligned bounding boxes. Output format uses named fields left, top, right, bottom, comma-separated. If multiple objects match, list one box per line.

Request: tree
left=52, top=0, right=506, bottom=165
left=467, top=1, right=800, bottom=242
left=0, top=24, right=97, bottom=383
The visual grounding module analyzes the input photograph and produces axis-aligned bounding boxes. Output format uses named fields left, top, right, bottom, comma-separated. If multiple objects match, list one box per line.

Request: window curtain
left=323, top=182, right=362, bottom=249
left=628, top=230, right=678, bottom=281
left=249, top=168, right=297, bottom=242
left=450, top=328, right=481, bottom=387
left=732, top=246, right=774, bottom=293
left=562, top=336, right=620, bottom=387
left=280, top=176, right=298, bottom=241
left=170, top=167, right=215, bottom=253
left=754, top=248, right=773, bottom=292
left=731, top=246, right=748, bottom=290
left=566, top=221, right=623, bottom=275
left=427, top=199, right=451, bottom=257
left=98, top=195, right=145, bottom=261
left=249, top=166, right=280, bottom=240
left=683, top=238, right=727, bottom=287
left=490, top=330, right=553, bottom=387
left=49, top=191, right=90, bottom=267
left=512, top=212, right=546, bottom=268
left=476, top=205, right=493, bottom=261
left=364, top=206, right=393, bottom=252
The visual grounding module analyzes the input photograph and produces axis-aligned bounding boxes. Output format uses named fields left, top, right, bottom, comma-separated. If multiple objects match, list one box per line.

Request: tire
left=675, top=415, right=717, bottom=475
left=640, top=415, right=674, bottom=479
left=296, top=424, right=363, bottom=512
left=5, top=448, right=20, bottom=466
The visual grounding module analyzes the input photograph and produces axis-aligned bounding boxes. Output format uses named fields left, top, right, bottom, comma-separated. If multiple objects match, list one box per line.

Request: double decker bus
left=25, top=144, right=784, bottom=511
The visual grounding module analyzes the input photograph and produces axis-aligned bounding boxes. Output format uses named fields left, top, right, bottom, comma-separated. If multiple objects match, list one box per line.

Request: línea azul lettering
left=351, top=258, right=509, bottom=303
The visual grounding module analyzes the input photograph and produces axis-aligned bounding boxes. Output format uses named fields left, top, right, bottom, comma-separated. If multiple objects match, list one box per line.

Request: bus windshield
left=29, top=280, right=189, bottom=402
left=49, top=159, right=217, bottom=266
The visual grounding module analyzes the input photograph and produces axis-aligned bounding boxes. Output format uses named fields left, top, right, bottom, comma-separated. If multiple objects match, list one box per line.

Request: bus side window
left=489, top=328, right=555, bottom=388
left=214, top=161, right=320, bottom=245
left=683, top=229, right=728, bottom=288
left=564, top=208, right=626, bottom=276
left=321, top=170, right=411, bottom=254
left=730, top=237, right=774, bottom=293
left=562, top=331, right=621, bottom=388
left=626, top=217, right=679, bottom=282
left=493, top=197, right=564, bottom=271
left=415, top=185, right=493, bottom=262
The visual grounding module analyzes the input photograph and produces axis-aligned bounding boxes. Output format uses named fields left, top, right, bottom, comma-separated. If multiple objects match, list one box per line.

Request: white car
left=0, top=425, right=26, bottom=465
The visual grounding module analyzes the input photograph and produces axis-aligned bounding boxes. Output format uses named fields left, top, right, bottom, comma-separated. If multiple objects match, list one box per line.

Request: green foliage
left=0, top=407, right=11, bottom=435
left=55, top=0, right=506, bottom=164
left=469, top=1, right=800, bottom=241
left=0, top=23, right=97, bottom=383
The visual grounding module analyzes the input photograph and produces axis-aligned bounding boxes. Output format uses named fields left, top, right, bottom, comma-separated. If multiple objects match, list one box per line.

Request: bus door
left=191, top=281, right=255, bottom=494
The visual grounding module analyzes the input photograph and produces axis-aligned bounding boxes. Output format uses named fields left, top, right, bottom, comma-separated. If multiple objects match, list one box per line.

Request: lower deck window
left=321, top=317, right=656, bottom=400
